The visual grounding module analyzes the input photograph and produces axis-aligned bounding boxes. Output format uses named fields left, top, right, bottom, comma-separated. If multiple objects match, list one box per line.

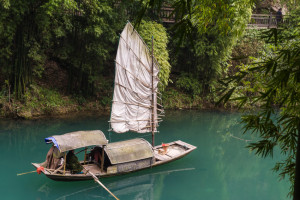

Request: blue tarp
left=45, top=137, right=60, bottom=151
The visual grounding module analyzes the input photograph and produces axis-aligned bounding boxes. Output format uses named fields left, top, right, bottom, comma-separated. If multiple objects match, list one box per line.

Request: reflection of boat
left=51, top=168, right=195, bottom=200
left=32, top=22, right=196, bottom=181
left=109, top=168, right=195, bottom=199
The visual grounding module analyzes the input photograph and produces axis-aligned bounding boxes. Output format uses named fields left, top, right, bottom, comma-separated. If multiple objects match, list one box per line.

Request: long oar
left=17, top=170, right=36, bottom=176
left=83, top=166, right=119, bottom=200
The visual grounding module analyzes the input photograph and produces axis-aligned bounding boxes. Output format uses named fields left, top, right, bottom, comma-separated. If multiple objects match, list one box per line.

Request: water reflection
left=36, top=168, right=194, bottom=200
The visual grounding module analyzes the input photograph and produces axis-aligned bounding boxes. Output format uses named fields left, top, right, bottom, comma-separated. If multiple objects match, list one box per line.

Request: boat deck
left=153, top=140, right=196, bottom=166
left=83, top=163, right=103, bottom=175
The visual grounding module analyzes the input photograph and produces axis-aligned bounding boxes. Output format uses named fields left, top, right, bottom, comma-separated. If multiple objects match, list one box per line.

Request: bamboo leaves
left=137, top=20, right=171, bottom=89
left=219, top=7, right=300, bottom=198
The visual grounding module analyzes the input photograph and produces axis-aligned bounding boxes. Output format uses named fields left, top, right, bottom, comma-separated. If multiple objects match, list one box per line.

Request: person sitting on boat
left=41, top=145, right=64, bottom=170
left=66, top=150, right=83, bottom=174
left=89, top=147, right=102, bottom=165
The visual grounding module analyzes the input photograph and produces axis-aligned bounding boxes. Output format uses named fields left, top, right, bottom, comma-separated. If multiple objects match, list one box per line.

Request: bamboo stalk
left=63, top=153, right=67, bottom=175
left=101, top=147, right=105, bottom=172
left=53, top=165, right=64, bottom=174
left=151, top=36, right=155, bottom=147
left=17, top=170, right=36, bottom=176
left=157, top=103, right=163, bottom=107
left=84, top=148, right=87, bottom=165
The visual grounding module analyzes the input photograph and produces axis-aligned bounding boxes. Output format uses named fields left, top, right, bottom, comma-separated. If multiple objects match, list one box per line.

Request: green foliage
left=0, top=83, right=74, bottom=118
left=188, top=0, right=252, bottom=36
left=278, top=0, right=300, bottom=11
left=42, top=0, right=119, bottom=96
left=231, top=29, right=265, bottom=66
left=23, top=85, right=68, bottom=111
left=192, top=0, right=253, bottom=77
left=163, top=0, right=254, bottom=95
left=0, top=0, right=50, bottom=99
left=219, top=7, right=300, bottom=198
left=0, top=0, right=120, bottom=100
left=176, top=73, right=202, bottom=98
left=94, top=76, right=113, bottom=106
left=218, top=28, right=280, bottom=109
left=162, top=87, right=193, bottom=109
left=137, top=20, right=171, bottom=89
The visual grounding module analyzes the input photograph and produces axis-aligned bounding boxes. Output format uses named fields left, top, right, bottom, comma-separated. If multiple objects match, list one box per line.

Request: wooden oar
left=17, top=170, right=36, bottom=176
left=82, top=166, right=119, bottom=200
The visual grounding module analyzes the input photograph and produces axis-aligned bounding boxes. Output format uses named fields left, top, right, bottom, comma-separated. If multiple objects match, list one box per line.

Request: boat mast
left=151, top=36, right=155, bottom=147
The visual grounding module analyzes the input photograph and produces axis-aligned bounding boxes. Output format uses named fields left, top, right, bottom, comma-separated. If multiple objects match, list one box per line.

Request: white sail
left=110, top=22, right=160, bottom=133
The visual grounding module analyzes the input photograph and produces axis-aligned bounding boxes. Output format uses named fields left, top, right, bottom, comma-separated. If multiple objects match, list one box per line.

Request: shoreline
left=0, top=104, right=242, bottom=120
left=0, top=85, right=244, bottom=120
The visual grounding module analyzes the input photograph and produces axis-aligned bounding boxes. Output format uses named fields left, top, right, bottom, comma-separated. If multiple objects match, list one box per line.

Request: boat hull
left=32, top=140, right=196, bottom=181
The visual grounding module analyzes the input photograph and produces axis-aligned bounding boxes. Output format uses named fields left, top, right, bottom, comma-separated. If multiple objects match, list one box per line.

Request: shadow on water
left=0, top=110, right=290, bottom=200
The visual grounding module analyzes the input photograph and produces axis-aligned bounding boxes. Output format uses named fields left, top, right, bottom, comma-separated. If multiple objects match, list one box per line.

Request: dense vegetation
left=0, top=0, right=174, bottom=118
left=137, top=20, right=171, bottom=89
left=219, top=7, right=300, bottom=199
left=0, top=0, right=122, bottom=117
left=0, top=0, right=255, bottom=118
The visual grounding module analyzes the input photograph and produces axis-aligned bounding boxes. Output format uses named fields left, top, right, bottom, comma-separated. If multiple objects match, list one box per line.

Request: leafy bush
left=176, top=73, right=202, bottom=98
left=23, top=85, right=68, bottom=110
left=137, top=20, right=171, bottom=90
left=163, top=88, right=192, bottom=109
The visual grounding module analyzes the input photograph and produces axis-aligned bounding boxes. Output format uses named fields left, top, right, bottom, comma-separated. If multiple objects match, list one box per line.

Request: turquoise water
left=0, top=111, right=289, bottom=200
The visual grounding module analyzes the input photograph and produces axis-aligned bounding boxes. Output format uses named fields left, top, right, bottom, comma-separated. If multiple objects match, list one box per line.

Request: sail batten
left=115, top=60, right=160, bottom=89
left=110, top=22, right=162, bottom=134
left=112, top=100, right=151, bottom=109
left=121, top=28, right=161, bottom=71
left=119, top=35, right=152, bottom=74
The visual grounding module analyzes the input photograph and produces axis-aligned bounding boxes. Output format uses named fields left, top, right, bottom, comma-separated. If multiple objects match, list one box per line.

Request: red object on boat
left=37, top=166, right=44, bottom=174
left=162, top=143, right=169, bottom=147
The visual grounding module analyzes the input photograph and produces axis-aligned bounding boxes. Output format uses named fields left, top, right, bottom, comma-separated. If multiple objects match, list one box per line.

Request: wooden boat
left=32, top=132, right=196, bottom=181
left=32, top=22, right=196, bottom=181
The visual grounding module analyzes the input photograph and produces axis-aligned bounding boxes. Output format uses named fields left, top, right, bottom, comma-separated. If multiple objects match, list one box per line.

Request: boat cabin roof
left=104, top=138, right=153, bottom=165
left=45, top=130, right=108, bottom=153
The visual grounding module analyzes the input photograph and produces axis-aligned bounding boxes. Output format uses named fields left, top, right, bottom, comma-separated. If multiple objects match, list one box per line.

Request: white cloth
left=110, top=22, right=159, bottom=133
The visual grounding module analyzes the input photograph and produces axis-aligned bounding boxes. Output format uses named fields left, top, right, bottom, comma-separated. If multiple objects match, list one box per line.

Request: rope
left=229, top=134, right=252, bottom=143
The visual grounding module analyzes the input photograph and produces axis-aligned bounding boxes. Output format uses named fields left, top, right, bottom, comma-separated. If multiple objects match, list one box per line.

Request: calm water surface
left=0, top=110, right=289, bottom=200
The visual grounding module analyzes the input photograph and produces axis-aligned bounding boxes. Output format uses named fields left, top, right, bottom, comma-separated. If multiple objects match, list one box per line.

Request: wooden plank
left=83, top=164, right=102, bottom=175
left=175, top=140, right=196, bottom=149
left=175, top=140, right=190, bottom=148
left=154, top=153, right=170, bottom=161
